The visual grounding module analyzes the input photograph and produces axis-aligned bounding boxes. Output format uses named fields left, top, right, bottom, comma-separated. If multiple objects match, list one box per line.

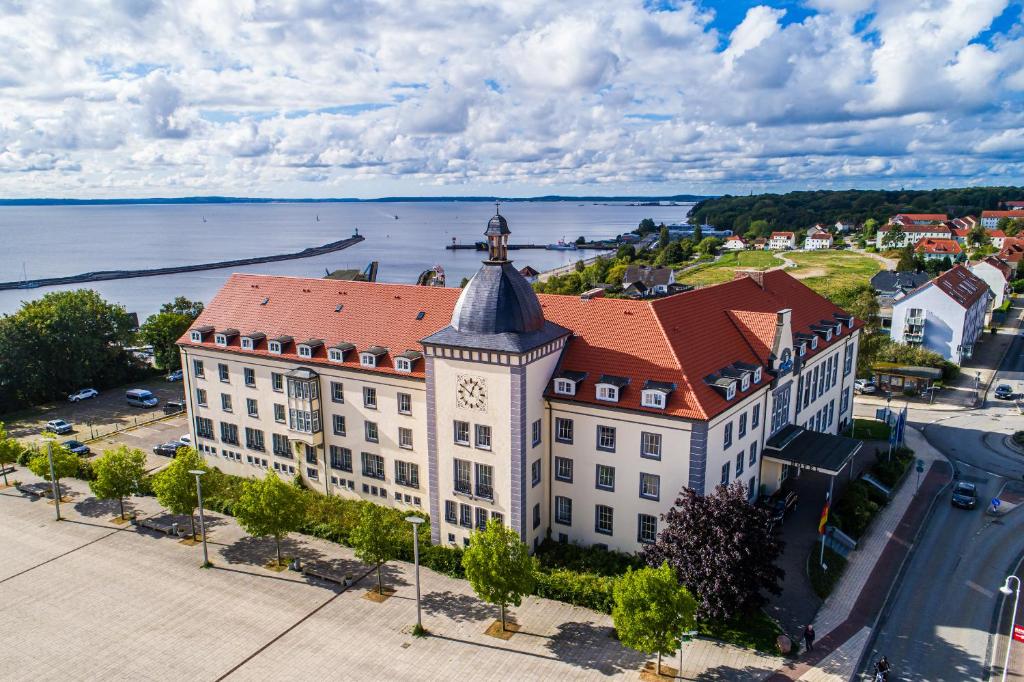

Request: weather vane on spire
left=495, top=199, right=501, bottom=215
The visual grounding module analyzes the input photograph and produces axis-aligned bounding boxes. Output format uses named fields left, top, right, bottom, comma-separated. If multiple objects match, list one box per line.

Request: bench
left=302, top=566, right=351, bottom=586
left=138, top=518, right=181, bottom=536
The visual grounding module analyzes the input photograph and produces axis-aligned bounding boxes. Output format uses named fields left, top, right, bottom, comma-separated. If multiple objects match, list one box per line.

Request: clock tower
left=421, top=208, right=570, bottom=548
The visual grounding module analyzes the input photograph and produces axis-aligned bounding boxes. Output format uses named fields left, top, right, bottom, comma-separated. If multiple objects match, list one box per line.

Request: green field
left=787, top=251, right=881, bottom=296
left=676, top=250, right=783, bottom=287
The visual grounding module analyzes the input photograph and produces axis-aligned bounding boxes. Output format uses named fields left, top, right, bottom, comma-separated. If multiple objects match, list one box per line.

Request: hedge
left=831, top=447, right=913, bottom=540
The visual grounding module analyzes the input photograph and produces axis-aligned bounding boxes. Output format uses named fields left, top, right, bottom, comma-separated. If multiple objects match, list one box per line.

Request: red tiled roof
left=808, top=231, right=832, bottom=240
left=989, top=230, right=1008, bottom=238
left=880, top=224, right=952, bottom=234
left=183, top=270, right=861, bottom=422
left=973, top=256, right=1012, bottom=280
left=982, top=210, right=1024, bottom=219
left=893, top=213, right=948, bottom=222
left=178, top=274, right=461, bottom=378
left=999, top=238, right=1024, bottom=263
left=726, top=235, right=745, bottom=242
left=770, top=231, right=795, bottom=239
left=914, top=238, right=962, bottom=255
left=926, top=265, right=988, bottom=309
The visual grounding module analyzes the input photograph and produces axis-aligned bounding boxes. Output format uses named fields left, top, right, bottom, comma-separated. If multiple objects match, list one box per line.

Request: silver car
left=68, top=388, right=98, bottom=402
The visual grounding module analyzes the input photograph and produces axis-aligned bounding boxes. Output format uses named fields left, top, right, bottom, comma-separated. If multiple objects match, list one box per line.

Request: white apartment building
left=875, top=223, right=953, bottom=249
left=970, top=256, right=1012, bottom=317
left=804, top=231, right=833, bottom=250
left=768, top=232, right=796, bottom=250
left=179, top=212, right=863, bottom=554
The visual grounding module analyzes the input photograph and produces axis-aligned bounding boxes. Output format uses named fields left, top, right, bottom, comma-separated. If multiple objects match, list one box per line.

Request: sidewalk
left=764, top=427, right=951, bottom=681
left=2, top=466, right=783, bottom=681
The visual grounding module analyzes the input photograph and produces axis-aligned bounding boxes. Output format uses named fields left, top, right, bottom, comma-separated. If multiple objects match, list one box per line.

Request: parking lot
left=2, top=377, right=186, bottom=445
left=87, top=413, right=189, bottom=471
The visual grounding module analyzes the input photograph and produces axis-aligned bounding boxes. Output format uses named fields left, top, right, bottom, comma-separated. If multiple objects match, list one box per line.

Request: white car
left=854, top=379, right=877, bottom=394
left=179, top=434, right=192, bottom=445
left=45, top=419, right=73, bottom=435
left=166, top=370, right=183, bottom=382
left=68, top=388, right=98, bottom=402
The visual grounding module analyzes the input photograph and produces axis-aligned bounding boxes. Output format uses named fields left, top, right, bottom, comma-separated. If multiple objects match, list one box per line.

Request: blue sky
left=0, top=0, right=1022, bottom=198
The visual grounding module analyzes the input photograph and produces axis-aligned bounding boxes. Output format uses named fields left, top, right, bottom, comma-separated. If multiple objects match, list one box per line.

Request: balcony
left=903, top=328, right=924, bottom=343
left=905, top=315, right=925, bottom=326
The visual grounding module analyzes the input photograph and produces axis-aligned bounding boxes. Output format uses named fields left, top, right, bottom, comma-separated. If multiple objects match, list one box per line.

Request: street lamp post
left=405, top=515, right=425, bottom=633
left=189, top=470, right=210, bottom=568
left=999, top=575, right=1021, bottom=682
left=47, top=441, right=60, bottom=521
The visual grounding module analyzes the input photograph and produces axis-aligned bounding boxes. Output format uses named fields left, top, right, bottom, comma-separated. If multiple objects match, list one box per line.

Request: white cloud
left=0, top=0, right=1020, bottom=197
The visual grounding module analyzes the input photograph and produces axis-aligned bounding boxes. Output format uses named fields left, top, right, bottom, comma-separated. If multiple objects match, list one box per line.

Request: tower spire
left=484, top=205, right=510, bottom=262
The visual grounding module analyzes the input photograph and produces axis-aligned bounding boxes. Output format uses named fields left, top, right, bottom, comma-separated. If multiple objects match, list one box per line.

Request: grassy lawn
left=677, top=251, right=784, bottom=287
left=787, top=251, right=881, bottom=296
left=808, top=546, right=848, bottom=599
left=699, top=610, right=783, bottom=653
left=844, top=417, right=891, bottom=441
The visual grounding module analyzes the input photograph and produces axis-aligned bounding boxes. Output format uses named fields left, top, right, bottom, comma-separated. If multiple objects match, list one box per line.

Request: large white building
left=178, top=212, right=863, bottom=554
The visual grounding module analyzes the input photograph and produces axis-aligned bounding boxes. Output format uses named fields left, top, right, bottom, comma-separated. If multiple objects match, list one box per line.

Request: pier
left=445, top=242, right=616, bottom=251
left=2, top=234, right=364, bottom=292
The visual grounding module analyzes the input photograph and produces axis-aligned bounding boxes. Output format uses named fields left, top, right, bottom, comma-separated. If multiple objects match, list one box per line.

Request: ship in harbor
left=546, top=238, right=577, bottom=251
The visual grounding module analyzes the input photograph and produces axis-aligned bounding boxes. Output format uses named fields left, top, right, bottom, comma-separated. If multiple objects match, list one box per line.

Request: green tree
left=459, top=277, right=471, bottom=288
left=966, top=226, right=990, bottom=247
left=0, top=289, right=140, bottom=413
left=747, top=219, right=770, bottom=238
left=612, top=562, right=697, bottom=676
left=828, top=283, right=880, bottom=332
left=636, top=218, right=657, bottom=235
left=0, top=422, right=22, bottom=486
left=575, top=235, right=586, bottom=245
left=151, top=447, right=215, bottom=538
left=881, top=224, right=904, bottom=249
left=658, top=225, right=670, bottom=249
left=697, top=236, right=721, bottom=255
left=574, top=259, right=586, bottom=273
left=351, top=503, right=403, bottom=595
left=863, top=218, right=879, bottom=238
left=462, top=518, right=536, bottom=631
left=27, top=441, right=80, bottom=496
left=615, top=244, right=636, bottom=261
left=692, top=224, right=703, bottom=243
left=89, top=445, right=147, bottom=519
left=233, top=470, right=308, bottom=566
left=138, top=297, right=204, bottom=371
left=896, top=245, right=916, bottom=272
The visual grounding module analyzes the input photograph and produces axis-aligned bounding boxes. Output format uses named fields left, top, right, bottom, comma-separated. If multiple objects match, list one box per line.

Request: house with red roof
left=890, top=265, right=989, bottom=364
left=723, top=235, right=746, bottom=251
left=177, top=211, right=864, bottom=553
left=768, top=231, right=796, bottom=250
left=804, top=231, right=833, bottom=250
left=876, top=222, right=952, bottom=249
left=914, top=238, right=963, bottom=262
left=981, top=210, right=1024, bottom=228
left=889, top=213, right=948, bottom=226
left=998, top=237, right=1024, bottom=274
left=970, top=256, right=1012, bottom=315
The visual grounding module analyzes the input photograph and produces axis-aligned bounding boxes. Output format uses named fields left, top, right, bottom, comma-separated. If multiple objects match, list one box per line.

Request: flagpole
left=820, top=477, right=833, bottom=567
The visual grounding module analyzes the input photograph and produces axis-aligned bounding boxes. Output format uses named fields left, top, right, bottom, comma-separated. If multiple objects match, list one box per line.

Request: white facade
left=804, top=233, right=833, bottom=250
left=769, top=233, right=795, bottom=250
left=970, top=260, right=1011, bottom=312
left=875, top=226, right=951, bottom=249
left=723, top=236, right=746, bottom=251
left=890, top=276, right=989, bottom=364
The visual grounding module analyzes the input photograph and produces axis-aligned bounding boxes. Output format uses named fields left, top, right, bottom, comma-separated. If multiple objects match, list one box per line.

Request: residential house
left=981, top=210, right=1024, bottom=229
left=997, top=238, right=1024, bottom=275
left=914, top=238, right=963, bottom=263
left=889, top=213, right=949, bottom=226
left=804, top=231, right=833, bottom=250
left=870, top=270, right=931, bottom=333
left=999, top=201, right=1024, bottom=210
left=622, top=265, right=675, bottom=298
left=876, top=222, right=953, bottom=249
left=753, top=237, right=768, bottom=250
left=518, top=265, right=540, bottom=283
left=950, top=216, right=978, bottom=230
left=177, top=210, right=863, bottom=554
left=889, top=265, right=990, bottom=364
left=969, top=256, right=1012, bottom=319
left=723, top=235, right=747, bottom=251
left=835, top=221, right=855, bottom=234
left=768, top=232, right=796, bottom=250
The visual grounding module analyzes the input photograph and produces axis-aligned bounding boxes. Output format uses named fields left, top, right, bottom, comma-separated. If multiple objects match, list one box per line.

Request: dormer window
left=214, top=334, right=226, bottom=346
left=241, top=338, right=253, bottom=350
left=268, top=341, right=282, bottom=354
left=726, top=382, right=736, bottom=400
left=190, top=330, right=203, bottom=342
left=798, top=342, right=806, bottom=356
left=811, top=337, right=819, bottom=350
left=741, top=375, right=750, bottom=391
left=825, top=329, right=832, bottom=341
left=393, top=350, right=421, bottom=373
left=597, top=385, right=619, bottom=402
left=298, top=345, right=312, bottom=358
left=753, top=367, right=763, bottom=384
left=328, top=348, right=344, bottom=362
left=641, top=391, right=665, bottom=409
left=395, top=358, right=412, bottom=372
left=360, top=353, right=376, bottom=368
left=554, top=379, right=576, bottom=396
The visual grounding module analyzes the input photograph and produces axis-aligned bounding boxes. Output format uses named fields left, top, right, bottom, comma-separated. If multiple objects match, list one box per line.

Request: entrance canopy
left=763, top=424, right=863, bottom=476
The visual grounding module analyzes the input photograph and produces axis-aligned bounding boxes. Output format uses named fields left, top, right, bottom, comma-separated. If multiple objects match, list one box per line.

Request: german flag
left=818, top=501, right=830, bottom=535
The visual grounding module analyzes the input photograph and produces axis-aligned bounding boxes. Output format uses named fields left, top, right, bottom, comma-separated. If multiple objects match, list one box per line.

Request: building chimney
left=776, top=308, right=792, bottom=329
left=580, top=287, right=606, bottom=300
left=734, top=270, right=766, bottom=288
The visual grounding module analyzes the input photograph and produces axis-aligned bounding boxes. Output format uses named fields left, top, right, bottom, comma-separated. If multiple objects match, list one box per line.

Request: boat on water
left=546, top=239, right=577, bottom=251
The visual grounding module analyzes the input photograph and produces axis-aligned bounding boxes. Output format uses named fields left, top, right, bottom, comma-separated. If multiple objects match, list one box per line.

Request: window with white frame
left=555, top=496, right=572, bottom=525
left=596, top=425, right=616, bottom=451
left=364, top=421, right=378, bottom=443
left=332, top=414, right=346, bottom=436
left=641, top=390, right=665, bottom=408
left=726, top=381, right=736, bottom=400
left=736, top=451, right=744, bottom=475
left=754, top=367, right=762, bottom=383
left=190, top=330, right=202, bottom=342
left=554, top=456, right=573, bottom=482
left=723, top=422, right=733, bottom=448
left=595, top=505, right=614, bottom=535
left=241, top=337, right=253, bottom=350
left=221, top=393, right=232, bottom=412
left=196, top=388, right=207, bottom=406
left=273, top=403, right=285, bottom=423
left=453, top=459, right=471, bottom=493
left=271, top=372, right=282, bottom=392
left=329, top=446, right=351, bottom=471
left=246, top=398, right=258, bottom=417
left=396, top=460, right=419, bottom=488
left=752, top=403, right=760, bottom=428
left=554, top=379, right=575, bottom=395
left=637, top=513, right=657, bottom=544
left=738, top=413, right=747, bottom=438
left=475, top=463, right=493, bottom=499
left=453, top=420, right=470, bottom=445
left=330, top=381, right=344, bottom=403
left=268, top=341, right=282, bottom=354
left=595, top=464, right=615, bottom=491
left=596, top=384, right=619, bottom=402
left=532, top=419, right=541, bottom=447
left=215, top=334, right=227, bottom=346
left=397, top=392, right=412, bottom=414
left=193, top=359, right=204, bottom=378
left=395, top=357, right=412, bottom=373
left=640, top=432, right=661, bottom=459
left=363, top=386, right=376, bottom=409
left=531, top=459, right=541, bottom=486
left=475, top=424, right=491, bottom=450
left=555, top=417, right=573, bottom=444
left=741, top=374, right=750, bottom=391
left=721, top=461, right=730, bottom=485
left=359, top=352, right=376, bottom=367
left=398, top=426, right=413, bottom=449
left=328, top=348, right=344, bottom=363
left=361, top=452, right=385, bottom=479
left=639, top=472, right=660, bottom=500
left=749, top=441, right=758, bottom=466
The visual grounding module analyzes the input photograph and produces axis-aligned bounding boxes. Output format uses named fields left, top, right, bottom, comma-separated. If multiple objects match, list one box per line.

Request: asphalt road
left=856, top=322, right=1024, bottom=680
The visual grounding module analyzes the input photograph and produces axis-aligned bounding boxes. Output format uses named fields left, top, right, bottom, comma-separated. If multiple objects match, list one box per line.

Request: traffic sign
left=992, top=498, right=1002, bottom=509
left=1014, top=624, right=1024, bottom=644
left=916, top=460, right=925, bottom=473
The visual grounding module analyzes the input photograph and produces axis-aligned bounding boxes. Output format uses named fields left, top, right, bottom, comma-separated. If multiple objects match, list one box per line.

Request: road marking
left=966, top=580, right=995, bottom=598
left=954, top=459, right=1005, bottom=479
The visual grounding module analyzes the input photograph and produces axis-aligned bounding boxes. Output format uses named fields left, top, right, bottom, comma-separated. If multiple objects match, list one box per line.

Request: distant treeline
left=0, top=194, right=711, bottom=206
left=690, top=187, right=1024, bottom=236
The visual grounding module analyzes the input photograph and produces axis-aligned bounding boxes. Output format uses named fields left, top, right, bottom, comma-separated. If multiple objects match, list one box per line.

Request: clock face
left=456, top=375, right=488, bottom=411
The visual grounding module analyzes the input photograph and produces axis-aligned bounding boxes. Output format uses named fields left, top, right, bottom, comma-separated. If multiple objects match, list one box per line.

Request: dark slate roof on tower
left=485, top=212, right=510, bottom=236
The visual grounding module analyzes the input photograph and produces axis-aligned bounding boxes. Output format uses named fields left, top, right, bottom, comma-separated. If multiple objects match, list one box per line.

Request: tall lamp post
left=189, top=470, right=211, bottom=568
left=405, top=515, right=425, bottom=633
left=999, top=575, right=1021, bottom=682
left=46, top=441, right=61, bottom=521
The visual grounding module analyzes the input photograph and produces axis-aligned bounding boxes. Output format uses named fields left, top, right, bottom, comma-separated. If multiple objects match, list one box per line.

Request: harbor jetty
left=2, top=234, right=364, bottom=292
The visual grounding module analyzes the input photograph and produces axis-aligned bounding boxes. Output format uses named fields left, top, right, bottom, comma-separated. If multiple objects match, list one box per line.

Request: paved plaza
left=0, top=473, right=781, bottom=681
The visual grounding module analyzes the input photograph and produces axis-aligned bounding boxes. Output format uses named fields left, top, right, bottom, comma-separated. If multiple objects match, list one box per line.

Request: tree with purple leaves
left=642, top=481, right=784, bottom=621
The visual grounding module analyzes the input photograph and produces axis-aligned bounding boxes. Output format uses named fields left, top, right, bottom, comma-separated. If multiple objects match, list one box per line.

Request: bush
left=831, top=480, right=882, bottom=539
left=871, top=447, right=914, bottom=488
left=74, top=456, right=96, bottom=481
left=420, top=544, right=465, bottom=578
left=16, top=446, right=34, bottom=466
left=533, top=569, right=618, bottom=614
left=535, top=538, right=644, bottom=577
left=136, top=473, right=155, bottom=497
left=808, top=547, right=848, bottom=599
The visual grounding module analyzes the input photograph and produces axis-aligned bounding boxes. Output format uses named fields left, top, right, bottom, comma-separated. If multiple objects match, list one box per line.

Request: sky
left=1, top=0, right=1023, bottom=199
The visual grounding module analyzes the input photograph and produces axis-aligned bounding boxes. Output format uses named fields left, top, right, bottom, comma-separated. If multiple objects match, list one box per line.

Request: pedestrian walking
left=874, top=655, right=890, bottom=681
left=802, top=624, right=815, bottom=652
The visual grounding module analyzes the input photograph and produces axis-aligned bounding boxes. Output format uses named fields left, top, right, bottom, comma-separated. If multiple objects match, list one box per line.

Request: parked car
left=994, top=384, right=1015, bottom=400
left=163, top=400, right=185, bottom=415
left=760, top=489, right=799, bottom=525
left=153, top=441, right=187, bottom=458
left=854, top=379, right=877, bottom=394
left=125, top=389, right=159, bottom=408
left=179, top=434, right=192, bottom=445
left=951, top=481, right=977, bottom=509
left=44, top=419, right=73, bottom=435
left=166, top=369, right=183, bottom=382
left=68, top=388, right=98, bottom=402
left=62, top=439, right=91, bottom=455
